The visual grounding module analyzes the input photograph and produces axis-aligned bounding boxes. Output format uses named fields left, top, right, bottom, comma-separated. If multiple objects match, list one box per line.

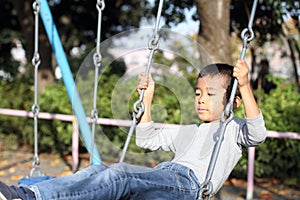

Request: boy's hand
left=233, top=60, right=249, bottom=87
left=137, top=72, right=155, bottom=103
left=234, top=60, right=260, bottom=118
left=137, top=72, right=155, bottom=123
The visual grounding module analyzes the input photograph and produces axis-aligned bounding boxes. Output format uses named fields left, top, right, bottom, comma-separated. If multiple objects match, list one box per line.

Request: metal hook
left=32, top=53, right=41, bottom=67
left=133, top=99, right=145, bottom=119
left=93, top=52, right=102, bottom=68
left=148, top=33, right=160, bottom=50
left=96, top=0, right=105, bottom=11
left=198, top=181, right=213, bottom=200
left=32, top=1, right=40, bottom=14
left=90, top=109, right=99, bottom=123
left=31, top=104, right=40, bottom=117
left=241, top=28, right=254, bottom=42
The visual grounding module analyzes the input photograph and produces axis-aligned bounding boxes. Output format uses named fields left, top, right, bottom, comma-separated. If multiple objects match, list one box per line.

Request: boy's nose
left=198, top=96, right=205, bottom=104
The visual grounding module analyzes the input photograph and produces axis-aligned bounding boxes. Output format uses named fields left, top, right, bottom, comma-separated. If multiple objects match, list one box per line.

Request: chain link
left=32, top=52, right=41, bottom=68
left=89, top=0, right=105, bottom=164
left=198, top=182, right=213, bottom=200
left=148, top=33, right=160, bottom=50
left=32, top=104, right=40, bottom=117
left=133, top=100, right=145, bottom=120
left=90, top=109, right=99, bottom=123
left=29, top=0, right=43, bottom=177
left=96, top=0, right=105, bottom=11
left=32, top=1, right=40, bottom=14
left=93, top=52, right=102, bottom=68
left=241, top=28, right=254, bottom=42
left=30, top=154, right=42, bottom=177
left=32, top=155, right=40, bottom=166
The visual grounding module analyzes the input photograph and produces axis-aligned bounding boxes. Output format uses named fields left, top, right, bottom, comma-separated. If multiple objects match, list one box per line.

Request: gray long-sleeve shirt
left=136, top=112, right=267, bottom=195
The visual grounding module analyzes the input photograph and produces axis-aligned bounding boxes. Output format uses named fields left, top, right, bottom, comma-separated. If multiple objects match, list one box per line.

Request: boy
left=0, top=60, right=266, bottom=200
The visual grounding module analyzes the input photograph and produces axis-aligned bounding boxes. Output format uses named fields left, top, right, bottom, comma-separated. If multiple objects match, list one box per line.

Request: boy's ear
left=233, top=96, right=242, bottom=109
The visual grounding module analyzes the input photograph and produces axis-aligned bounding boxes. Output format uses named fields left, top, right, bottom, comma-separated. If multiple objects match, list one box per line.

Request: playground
left=1, top=149, right=300, bottom=200
left=1, top=0, right=300, bottom=199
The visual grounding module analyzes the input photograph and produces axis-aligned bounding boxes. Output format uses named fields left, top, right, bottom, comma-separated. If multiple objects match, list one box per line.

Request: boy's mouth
left=198, top=108, right=208, bottom=113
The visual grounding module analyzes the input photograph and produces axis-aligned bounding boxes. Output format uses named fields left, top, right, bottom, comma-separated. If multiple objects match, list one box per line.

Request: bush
left=232, top=76, right=300, bottom=186
left=1, top=68, right=299, bottom=186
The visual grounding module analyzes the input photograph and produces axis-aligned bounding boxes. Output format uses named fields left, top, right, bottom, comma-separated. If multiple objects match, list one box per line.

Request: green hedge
left=232, top=76, right=300, bottom=186
left=0, top=71, right=299, bottom=186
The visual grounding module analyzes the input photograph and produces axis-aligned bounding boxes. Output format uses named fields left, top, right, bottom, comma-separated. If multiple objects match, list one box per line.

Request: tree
left=159, top=0, right=299, bottom=65
left=4, top=0, right=299, bottom=82
left=194, top=0, right=232, bottom=64
left=10, top=0, right=54, bottom=92
left=1, top=0, right=151, bottom=90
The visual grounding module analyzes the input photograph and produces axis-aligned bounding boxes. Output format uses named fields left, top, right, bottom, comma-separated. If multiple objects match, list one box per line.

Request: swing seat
left=18, top=176, right=55, bottom=187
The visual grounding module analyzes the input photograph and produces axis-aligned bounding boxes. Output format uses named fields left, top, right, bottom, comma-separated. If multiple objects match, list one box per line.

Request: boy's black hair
left=198, top=63, right=241, bottom=100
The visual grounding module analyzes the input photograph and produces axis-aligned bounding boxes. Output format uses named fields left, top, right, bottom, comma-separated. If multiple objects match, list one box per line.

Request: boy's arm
left=136, top=73, right=178, bottom=152
left=233, top=60, right=260, bottom=118
left=234, top=60, right=267, bottom=146
left=136, top=72, right=155, bottom=123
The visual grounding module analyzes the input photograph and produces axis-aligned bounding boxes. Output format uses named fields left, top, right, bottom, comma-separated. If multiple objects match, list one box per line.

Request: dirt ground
left=0, top=150, right=299, bottom=200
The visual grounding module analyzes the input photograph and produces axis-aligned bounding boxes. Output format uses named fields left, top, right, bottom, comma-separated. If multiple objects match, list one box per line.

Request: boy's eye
left=195, top=93, right=201, bottom=96
left=208, top=93, right=216, bottom=96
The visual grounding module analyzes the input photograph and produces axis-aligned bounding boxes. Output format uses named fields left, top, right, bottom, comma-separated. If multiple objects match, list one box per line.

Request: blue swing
left=18, top=1, right=55, bottom=186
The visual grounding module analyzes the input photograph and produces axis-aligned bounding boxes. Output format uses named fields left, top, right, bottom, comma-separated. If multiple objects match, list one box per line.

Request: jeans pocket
left=186, top=169, right=200, bottom=190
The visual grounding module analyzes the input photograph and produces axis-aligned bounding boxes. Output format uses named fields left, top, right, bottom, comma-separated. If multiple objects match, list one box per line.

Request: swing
left=198, top=0, right=258, bottom=199
left=86, top=0, right=165, bottom=163
left=18, top=0, right=54, bottom=186
left=16, top=0, right=107, bottom=181
left=108, top=0, right=258, bottom=199
left=13, top=0, right=258, bottom=196
left=89, top=0, right=105, bottom=164
left=119, top=0, right=164, bottom=163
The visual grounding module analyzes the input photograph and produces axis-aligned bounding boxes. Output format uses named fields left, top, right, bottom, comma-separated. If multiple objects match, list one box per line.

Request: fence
left=0, top=108, right=299, bottom=199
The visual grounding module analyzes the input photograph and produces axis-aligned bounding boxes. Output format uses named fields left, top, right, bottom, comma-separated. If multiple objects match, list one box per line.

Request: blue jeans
left=31, top=162, right=201, bottom=200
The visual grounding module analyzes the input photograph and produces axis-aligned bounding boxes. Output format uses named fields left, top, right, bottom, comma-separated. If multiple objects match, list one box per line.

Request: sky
left=140, top=5, right=199, bottom=36
left=170, top=7, right=199, bottom=36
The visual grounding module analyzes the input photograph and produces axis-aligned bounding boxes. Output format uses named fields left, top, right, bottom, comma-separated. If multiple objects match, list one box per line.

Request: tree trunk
left=287, top=38, right=300, bottom=92
left=11, top=0, right=54, bottom=92
left=194, top=0, right=232, bottom=66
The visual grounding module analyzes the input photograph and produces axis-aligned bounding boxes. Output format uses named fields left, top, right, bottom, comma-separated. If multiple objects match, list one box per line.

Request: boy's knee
left=75, top=165, right=108, bottom=177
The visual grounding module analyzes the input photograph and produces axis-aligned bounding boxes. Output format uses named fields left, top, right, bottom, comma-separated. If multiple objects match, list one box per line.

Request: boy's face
left=194, top=75, right=228, bottom=122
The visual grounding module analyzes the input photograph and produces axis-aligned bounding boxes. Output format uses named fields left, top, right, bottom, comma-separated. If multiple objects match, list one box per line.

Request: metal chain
left=119, top=0, right=164, bottom=163
left=223, top=0, right=257, bottom=118
left=30, top=0, right=42, bottom=177
left=90, top=0, right=105, bottom=164
left=198, top=0, right=258, bottom=198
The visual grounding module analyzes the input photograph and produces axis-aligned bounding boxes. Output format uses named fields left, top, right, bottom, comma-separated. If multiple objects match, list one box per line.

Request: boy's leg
left=31, top=164, right=130, bottom=200
left=0, top=182, right=11, bottom=200
left=0, top=181, right=35, bottom=200
left=30, top=162, right=200, bottom=200
left=121, top=162, right=201, bottom=200
left=0, top=164, right=125, bottom=200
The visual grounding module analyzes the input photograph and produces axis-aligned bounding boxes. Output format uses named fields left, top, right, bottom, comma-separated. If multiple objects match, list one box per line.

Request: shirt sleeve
left=135, top=121, right=180, bottom=152
left=238, top=111, right=267, bottom=147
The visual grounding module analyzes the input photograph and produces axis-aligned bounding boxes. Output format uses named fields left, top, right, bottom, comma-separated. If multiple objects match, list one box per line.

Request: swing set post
left=37, top=0, right=102, bottom=165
